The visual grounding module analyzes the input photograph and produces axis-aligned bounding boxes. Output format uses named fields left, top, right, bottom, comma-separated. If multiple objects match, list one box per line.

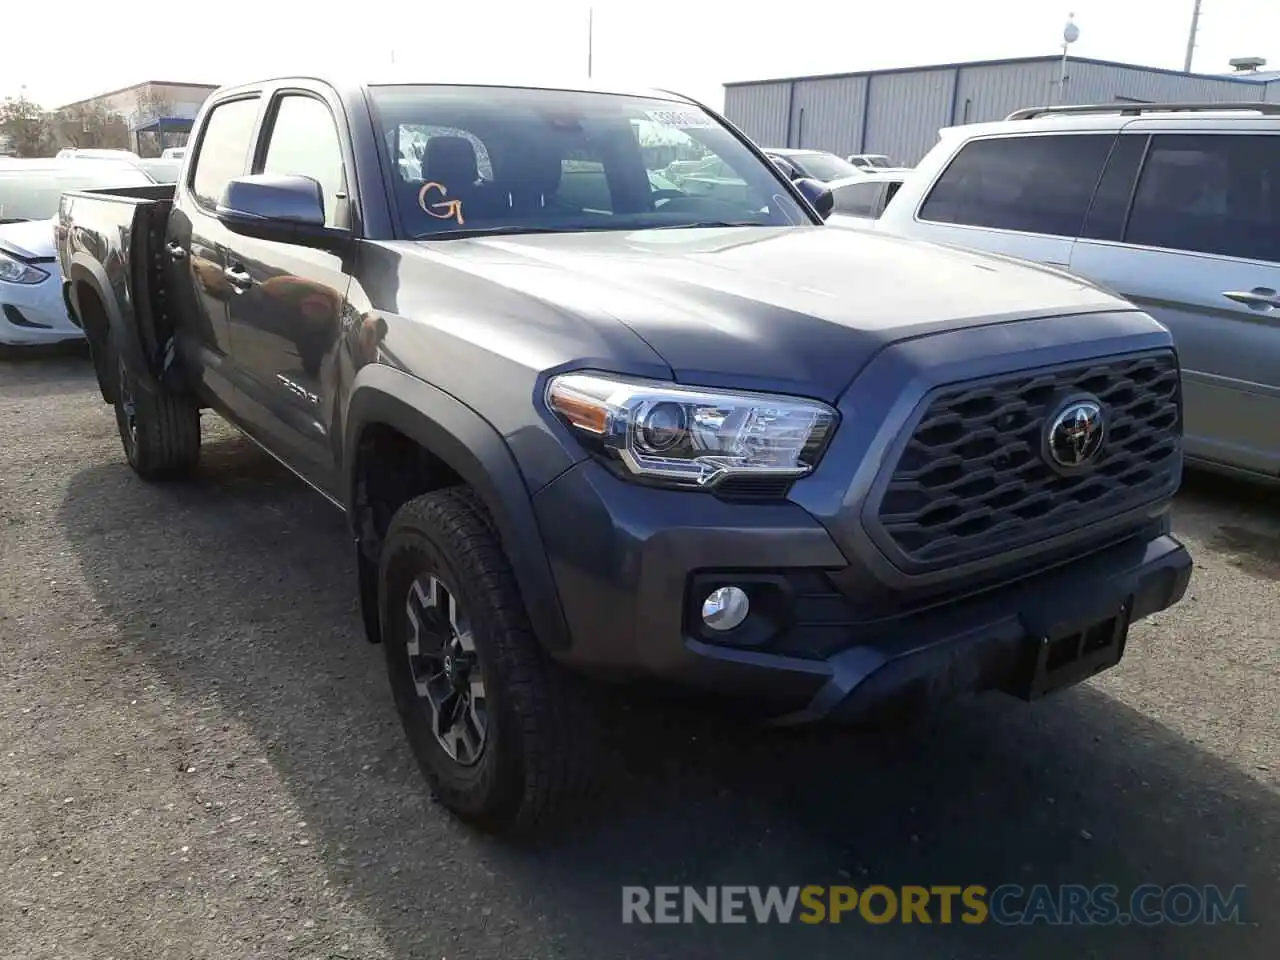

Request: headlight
left=546, top=373, right=837, bottom=488
left=0, top=250, right=48, bottom=285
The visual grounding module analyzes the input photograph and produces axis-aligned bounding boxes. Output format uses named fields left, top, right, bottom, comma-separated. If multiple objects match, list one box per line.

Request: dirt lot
left=1, top=350, right=1277, bottom=960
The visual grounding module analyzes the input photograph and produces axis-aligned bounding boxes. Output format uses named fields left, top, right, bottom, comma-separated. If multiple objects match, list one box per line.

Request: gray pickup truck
left=57, top=76, right=1192, bottom=835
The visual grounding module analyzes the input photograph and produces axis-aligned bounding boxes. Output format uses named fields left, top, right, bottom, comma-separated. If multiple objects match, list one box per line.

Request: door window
left=832, top=180, right=883, bottom=217
left=261, top=95, right=348, bottom=228
left=919, top=133, right=1114, bottom=238
left=190, top=97, right=261, bottom=210
left=1125, top=134, right=1278, bottom=263
left=1079, top=133, right=1147, bottom=241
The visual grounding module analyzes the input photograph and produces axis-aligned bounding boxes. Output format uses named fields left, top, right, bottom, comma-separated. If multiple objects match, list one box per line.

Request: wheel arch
left=343, top=364, right=571, bottom=654
left=66, top=253, right=159, bottom=400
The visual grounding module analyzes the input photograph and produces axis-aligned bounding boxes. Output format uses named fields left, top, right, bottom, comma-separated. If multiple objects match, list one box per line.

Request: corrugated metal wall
left=722, top=83, right=789, bottom=147
left=953, top=61, right=1059, bottom=127
left=1067, top=61, right=1271, bottom=105
left=863, top=70, right=956, bottom=165
left=724, top=59, right=1277, bottom=168
left=789, top=76, right=868, bottom=154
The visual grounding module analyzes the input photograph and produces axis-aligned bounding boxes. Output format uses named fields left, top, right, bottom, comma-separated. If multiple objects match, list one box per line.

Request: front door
left=1071, top=131, right=1280, bottom=477
left=222, top=90, right=354, bottom=495
left=166, top=94, right=264, bottom=407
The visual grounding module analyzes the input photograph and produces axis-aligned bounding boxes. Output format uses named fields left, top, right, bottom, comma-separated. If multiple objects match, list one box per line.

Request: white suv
left=869, top=102, right=1280, bottom=483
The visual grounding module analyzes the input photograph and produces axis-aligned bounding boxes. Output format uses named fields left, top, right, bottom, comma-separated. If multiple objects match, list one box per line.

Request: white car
left=160, top=146, right=187, bottom=160
left=867, top=100, right=1280, bottom=481
left=846, top=153, right=895, bottom=170
left=0, top=159, right=155, bottom=347
left=826, top=169, right=910, bottom=227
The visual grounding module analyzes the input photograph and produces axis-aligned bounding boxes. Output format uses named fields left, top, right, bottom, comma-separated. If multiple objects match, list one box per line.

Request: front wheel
left=379, top=487, right=596, bottom=835
left=111, top=339, right=201, bottom=481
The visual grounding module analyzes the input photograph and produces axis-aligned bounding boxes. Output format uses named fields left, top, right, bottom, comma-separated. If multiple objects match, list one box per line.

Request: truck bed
left=57, top=183, right=180, bottom=403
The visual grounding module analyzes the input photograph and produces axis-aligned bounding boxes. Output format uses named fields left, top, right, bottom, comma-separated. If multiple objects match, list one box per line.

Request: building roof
left=725, top=54, right=1278, bottom=88
left=56, top=81, right=220, bottom=110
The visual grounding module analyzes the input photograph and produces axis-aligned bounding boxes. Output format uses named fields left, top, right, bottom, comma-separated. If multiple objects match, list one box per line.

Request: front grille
left=872, top=350, right=1181, bottom=572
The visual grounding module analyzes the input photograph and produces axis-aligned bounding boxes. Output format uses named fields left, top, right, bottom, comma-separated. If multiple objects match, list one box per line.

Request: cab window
left=190, top=97, right=260, bottom=210
left=260, top=94, right=348, bottom=229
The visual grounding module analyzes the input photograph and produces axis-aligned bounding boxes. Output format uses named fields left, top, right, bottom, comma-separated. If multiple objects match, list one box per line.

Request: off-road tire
left=379, top=487, right=597, bottom=835
left=111, top=338, right=201, bottom=481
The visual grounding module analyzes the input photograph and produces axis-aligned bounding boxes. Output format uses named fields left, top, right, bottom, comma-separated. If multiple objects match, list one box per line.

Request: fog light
left=701, top=586, right=750, bottom=632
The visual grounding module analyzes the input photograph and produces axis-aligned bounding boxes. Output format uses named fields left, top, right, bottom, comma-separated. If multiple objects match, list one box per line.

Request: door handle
left=1222, top=287, right=1280, bottom=309
left=223, top=265, right=253, bottom=291
left=165, top=241, right=186, bottom=261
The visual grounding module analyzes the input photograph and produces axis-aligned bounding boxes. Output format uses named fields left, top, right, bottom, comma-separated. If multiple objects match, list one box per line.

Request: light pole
left=587, top=6, right=594, bottom=79
left=1183, top=0, right=1202, bottom=72
left=1059, top=13, right=1080, bottom=104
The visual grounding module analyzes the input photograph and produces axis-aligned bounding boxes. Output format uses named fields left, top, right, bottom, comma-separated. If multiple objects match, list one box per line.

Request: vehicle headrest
left=422, top=136, right=480, bottom=186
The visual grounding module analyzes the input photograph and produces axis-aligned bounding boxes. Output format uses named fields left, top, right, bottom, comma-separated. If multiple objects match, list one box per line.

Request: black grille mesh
left=872, top=351, right=1181, bottom=571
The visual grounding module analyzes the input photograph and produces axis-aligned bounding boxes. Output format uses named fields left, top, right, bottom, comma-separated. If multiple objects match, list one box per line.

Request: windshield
left=369, top=85, right=812, bottom=239
left=0, top=164, right=154, bottom=221
left=791, top=152, right=861, bottom=182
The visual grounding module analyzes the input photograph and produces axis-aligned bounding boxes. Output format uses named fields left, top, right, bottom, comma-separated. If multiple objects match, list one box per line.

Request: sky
left=3, top=0, right=1276, bottom=111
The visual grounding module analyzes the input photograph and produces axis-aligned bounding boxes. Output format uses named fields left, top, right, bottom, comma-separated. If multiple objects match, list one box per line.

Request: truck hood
left=0, top=218, right=56, bottom=260
left=406, top=225, right=1128, bottom=400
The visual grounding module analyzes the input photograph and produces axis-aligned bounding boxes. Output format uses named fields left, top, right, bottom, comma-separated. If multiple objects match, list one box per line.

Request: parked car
left=826, top=169, right=910, bottom=225
left=0, top=158, right=155, bottom=347
left=59, top=77, right=1190, bottom=834
left=847, top=153, right=895, bottom=170
left=135, top=158, right=183, bottom=184
left=764, top=148, right=863, bottom=183
left=55, top=147, right=142, bottom=163
left=872, top=101, right=1280, bottom=483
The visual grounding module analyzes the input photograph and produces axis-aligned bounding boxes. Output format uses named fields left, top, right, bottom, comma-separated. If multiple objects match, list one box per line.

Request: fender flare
left=66, top=253, right=161, bottom=395
left=343, top=364, right=571, bottom=654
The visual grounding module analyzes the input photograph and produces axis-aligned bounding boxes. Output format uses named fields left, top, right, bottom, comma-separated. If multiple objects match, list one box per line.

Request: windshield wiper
left=0, top=217, right=32, bottom=225
left=412, top=225, right=574, bottom=241
left=648, top=220, right=765, bottom=230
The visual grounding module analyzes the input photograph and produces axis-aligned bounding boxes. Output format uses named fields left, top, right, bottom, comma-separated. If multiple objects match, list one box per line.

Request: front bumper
left=0, top=273, right=83, bottom=346
left=532, top=459, right=1191, bottom=723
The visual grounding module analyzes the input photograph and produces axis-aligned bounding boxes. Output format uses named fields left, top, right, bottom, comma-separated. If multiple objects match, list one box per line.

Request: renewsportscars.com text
left=621, top=884, right=1248, bottom=926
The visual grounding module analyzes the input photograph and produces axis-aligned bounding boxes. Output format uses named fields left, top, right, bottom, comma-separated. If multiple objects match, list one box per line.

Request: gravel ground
left=1, top=349, right=1276, bottom=960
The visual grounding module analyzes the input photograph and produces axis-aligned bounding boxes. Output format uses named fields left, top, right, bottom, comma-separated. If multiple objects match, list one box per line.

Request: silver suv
left=869, top=102, right=1280, bottom=483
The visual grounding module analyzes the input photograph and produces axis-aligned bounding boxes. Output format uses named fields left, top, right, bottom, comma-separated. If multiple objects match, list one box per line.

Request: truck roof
left=210, top=74, right=701, bottom=106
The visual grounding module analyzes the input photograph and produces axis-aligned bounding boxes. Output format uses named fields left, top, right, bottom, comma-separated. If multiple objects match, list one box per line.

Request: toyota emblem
left=1046, top=398, right=1106, bottom=469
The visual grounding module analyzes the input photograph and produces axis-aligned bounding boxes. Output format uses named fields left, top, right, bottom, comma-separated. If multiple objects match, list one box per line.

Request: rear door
left=1070, top=128, right=1280, bottom=477
left=904, top=132, right=1115, bottom=270
left=166, top=94, right=263, bottom=405
left=222, top=85, right=355, bottom=495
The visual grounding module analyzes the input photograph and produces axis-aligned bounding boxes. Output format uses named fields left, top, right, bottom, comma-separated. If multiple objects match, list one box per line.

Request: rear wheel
left=112, top=339, right=201, bottom=481
left=379, top=487, right=596, bottom=835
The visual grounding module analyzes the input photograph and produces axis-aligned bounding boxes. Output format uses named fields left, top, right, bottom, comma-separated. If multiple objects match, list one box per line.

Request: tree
left=50, top=102, right=130, bottom=151
left=0, top=94, right=53, bottom=157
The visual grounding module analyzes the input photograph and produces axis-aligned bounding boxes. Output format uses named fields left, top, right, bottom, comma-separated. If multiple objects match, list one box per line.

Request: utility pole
left=587, top=6, right=594, bottom=78
left=1183, top=0, right=1202, bottom=72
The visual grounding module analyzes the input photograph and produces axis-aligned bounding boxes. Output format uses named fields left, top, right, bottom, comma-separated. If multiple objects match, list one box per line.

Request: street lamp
left=1059, top=13, right=1080, bottom=104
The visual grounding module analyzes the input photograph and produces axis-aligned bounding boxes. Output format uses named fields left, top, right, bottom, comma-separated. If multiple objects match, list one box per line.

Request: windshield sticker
left=643, top=108, right=716, bottom=130
left=417, top=181, right=465, bottom=225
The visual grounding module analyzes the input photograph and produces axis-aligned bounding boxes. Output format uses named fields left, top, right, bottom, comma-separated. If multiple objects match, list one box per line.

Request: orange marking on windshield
left=417, top=181, right=465, bottom=225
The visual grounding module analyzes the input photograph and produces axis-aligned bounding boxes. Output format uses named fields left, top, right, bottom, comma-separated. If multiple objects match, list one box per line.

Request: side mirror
left=794, top=177, right=834, bottom=220
left=216, top=174, right=333, bottom=245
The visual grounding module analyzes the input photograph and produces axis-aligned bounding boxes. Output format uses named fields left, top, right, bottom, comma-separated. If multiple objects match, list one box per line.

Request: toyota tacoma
left=56, top=77, right=1192, bottom=834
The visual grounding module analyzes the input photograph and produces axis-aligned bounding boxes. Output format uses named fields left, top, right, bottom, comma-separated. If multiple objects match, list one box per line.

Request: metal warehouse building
left=723, top=55, right=1280, bottom=166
